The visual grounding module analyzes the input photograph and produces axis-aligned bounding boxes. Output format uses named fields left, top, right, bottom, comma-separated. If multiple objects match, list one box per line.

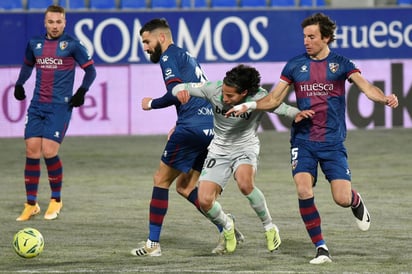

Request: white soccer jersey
left=173, top=80, right=277, bottom=155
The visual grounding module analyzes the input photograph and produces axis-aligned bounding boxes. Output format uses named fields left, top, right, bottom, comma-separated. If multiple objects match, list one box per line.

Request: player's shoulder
left=59, top=33, right=80, bottom=43
left=288, top=53, right=308, bottom=63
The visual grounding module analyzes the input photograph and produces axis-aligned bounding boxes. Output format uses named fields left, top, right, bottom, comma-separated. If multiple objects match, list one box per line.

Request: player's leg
left=17, top=105, right=44, bottom=221
left=16, top=137, right=42, bottom=221
left=235, top=161, right=280, bottom=252
left=324, top=146, right=371, bottom=232
left=295, top=172, right=331, bottom=264
left=292, top=141, right=332, bottom=264
left=131, top=161, right=180, bottom=257
left=42, top=138, right=63, bottom=220
left=41, top=105, right=70, bottom=220
left=198, top=180, right=237, bottom=253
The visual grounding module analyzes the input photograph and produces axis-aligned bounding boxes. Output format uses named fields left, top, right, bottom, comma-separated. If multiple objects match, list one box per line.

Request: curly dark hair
left=223, top=64, right=261, bottom=96
left=301, top=13, right=336, bottom=44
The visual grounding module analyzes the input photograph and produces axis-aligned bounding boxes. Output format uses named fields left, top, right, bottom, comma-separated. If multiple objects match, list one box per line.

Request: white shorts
left=199, top=148, right=259, bottom=190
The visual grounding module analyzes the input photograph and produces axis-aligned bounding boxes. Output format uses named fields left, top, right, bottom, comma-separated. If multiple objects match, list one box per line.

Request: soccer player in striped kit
left=172, top=64, right=313, bottom=254
left=14, top=5, right=96, bottom=221
left=226, top=13, right=399, bottom=264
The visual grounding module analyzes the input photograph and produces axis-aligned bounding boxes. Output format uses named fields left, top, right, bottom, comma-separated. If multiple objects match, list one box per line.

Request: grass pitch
left=0, top=128, right=411, bottom=273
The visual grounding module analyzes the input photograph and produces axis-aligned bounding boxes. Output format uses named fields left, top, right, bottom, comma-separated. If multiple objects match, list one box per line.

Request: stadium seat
left=90, top=0, right=117, bottom=9
left=27, top=0, right=55, bottom=10
left=58, top=0, right=88, bottom=10
left=240, top=0, right=267, bottom=7
left=0, top=0, right=23, bottom=10
left=151, top=0, right=178, bottom=9
left=181, top=0, right=208, bottom=8
left=271, top=0, right=296, bottom=7
left=398, top=0, right=412, bottom=5
left=300, top=0, right=325, bottom=6
left=210, top=0, right=238, bottom=8
left=120, top=0, right=147, bottom=9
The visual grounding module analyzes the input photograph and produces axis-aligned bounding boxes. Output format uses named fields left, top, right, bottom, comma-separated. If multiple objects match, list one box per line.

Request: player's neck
left=310, top=47, right=330, bottom=60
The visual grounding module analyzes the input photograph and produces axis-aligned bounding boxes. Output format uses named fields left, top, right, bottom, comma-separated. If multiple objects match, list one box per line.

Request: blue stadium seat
left=90, top=0, right=117, bottom=9
left=241, top=0, right=267, bottom=7
left=398, top=0, right=412, bottom=5
left=27, top=0, right=55, bottom=10
left=271, top=0, right=295, bottom=7
left=58, top=0, right=88, bottom=9
left=151, top=0, right=178, bottom=8
left=300, top=0, right=325, bottom=6
left=0, top=0, right=23, bottom=10
left=120, top=0, right=147, bottom=9
left=181, top=0, right=208, bottom=8
left=210, top=0, right=238, bottom=8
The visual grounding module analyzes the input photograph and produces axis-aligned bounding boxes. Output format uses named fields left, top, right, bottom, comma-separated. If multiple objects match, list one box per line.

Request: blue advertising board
left=1, top=8, right=411, bottom=65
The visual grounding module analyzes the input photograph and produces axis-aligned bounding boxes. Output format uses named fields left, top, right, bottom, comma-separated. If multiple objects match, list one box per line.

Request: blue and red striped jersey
left=281, top=51, right=360, bottom=142
left=23, top=32, right=94, bottom=104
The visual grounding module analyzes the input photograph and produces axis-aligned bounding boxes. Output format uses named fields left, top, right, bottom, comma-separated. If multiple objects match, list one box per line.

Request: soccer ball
left=12, top=228, right=44, bottom=258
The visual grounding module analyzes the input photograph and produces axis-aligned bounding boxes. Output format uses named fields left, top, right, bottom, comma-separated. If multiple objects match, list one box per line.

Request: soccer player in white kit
left=172, top=64, right=314, bottom=253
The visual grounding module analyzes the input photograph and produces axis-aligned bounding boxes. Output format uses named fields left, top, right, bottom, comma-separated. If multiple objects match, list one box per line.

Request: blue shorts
left=290, top=139, right=351, bottom=185
left=161, top=125, right=213, bottom=173
left=25, top=102, right=72, bottom=144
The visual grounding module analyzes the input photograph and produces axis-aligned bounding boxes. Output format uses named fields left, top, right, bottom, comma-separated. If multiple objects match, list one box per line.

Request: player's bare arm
left=350, top=72, right=398, bottom=108
left=225, top=81, right=290, bottom=117
left=171, top=83, right=191, bottom=104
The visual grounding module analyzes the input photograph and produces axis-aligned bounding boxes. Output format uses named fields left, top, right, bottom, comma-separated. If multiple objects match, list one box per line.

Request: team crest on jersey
left=329, top=63, right=339, bottom=73
left=162, top=55, right=169, bottom=62
left=59, top=41, right=68, bottom=50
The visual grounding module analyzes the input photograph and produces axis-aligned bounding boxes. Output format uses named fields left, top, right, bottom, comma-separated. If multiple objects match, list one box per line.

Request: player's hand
left=69, top=87, right=87, bottom=107
left=225, top=102, right=256, bottom=117
left=14, top=85, right=26, bottom=101
left=142, top=97, right=153, bottom=110
left=295, top=109, right=315, bottom=123
left=385, top=94, right=398, bottom=108
left=176, top=90, right=190, bottom=104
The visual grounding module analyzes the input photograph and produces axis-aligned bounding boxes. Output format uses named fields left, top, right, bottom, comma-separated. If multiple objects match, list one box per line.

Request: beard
left=149, top=43, right=162, bottom=63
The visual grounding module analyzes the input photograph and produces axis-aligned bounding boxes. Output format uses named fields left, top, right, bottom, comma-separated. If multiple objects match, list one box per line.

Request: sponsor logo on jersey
left=215, top=106, right=251, bottom=120
left=36, top=57, right=63, bottom=65
left=203, top=128, right=214, bottom=136
left=197, top=106, right=213, bottom=116
left=36, top=43, right=42, bottom=49
left=300, top=65, right=308, bottom=72
left=299, top=82, right=334, bottom=97
left=162, top=55, right=169, bottom=62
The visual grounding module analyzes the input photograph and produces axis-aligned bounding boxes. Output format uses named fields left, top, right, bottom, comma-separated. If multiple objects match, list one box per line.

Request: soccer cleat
left=44, top=199, right=63, bottom=220
left=265, top=226, right=281, bottom=252
left=351, top=193, right=371, bottom=231
left=211, top=232, right=226, bottom=255
left=235, top=227, right=245, bottom=244
left=309, top=247, right=332, bottom=264
left=16, top=203, right=41, bottom=221
left=227, top=213, right=245, bottom=244
left=223, top=214, right=236, bottom=253
left=131, top=240, right=162, bottom=257
left=212, top=222, right=245, bottom=254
